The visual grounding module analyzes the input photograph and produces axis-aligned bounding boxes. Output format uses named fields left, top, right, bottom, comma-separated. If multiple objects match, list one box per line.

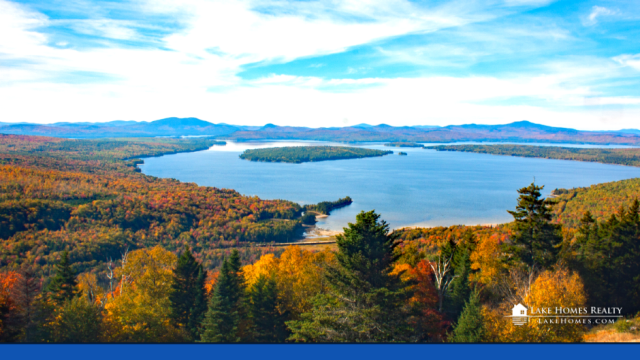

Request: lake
left=139, top=141, right=640, bottom=232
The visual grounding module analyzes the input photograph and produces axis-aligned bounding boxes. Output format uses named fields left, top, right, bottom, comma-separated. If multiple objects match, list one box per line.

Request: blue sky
left=1, top=0, right=639, bottom=129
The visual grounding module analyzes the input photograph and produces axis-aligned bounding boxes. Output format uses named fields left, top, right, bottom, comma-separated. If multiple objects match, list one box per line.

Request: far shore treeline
left=384, top=142, right=425, bottom=148
left=239, top=146, right=392, bottom=163
left=427, top=144, right=640, bottom=168
left=0, top=134, right=639, bottom=343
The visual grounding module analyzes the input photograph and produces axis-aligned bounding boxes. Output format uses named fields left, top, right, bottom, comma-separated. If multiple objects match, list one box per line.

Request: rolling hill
left=2, top=118, right=640, bottom=145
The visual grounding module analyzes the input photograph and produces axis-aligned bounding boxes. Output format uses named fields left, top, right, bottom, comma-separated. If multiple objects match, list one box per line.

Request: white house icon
left=511, top=304, right=528, bottom=326
left=512, top=303, right=527, bottom=317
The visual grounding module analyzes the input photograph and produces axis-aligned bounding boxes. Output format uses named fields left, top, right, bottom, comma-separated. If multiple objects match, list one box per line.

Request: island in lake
left=426, top=144, right=640, bottom=167
left=398, top=152, right=408, bottom=156
left=384, top=142, right=425, bottom=148
left=239, top=146, right=393, bottom=163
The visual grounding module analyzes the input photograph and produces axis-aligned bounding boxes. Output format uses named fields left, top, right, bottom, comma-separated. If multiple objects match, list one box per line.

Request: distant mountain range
left=0, top=117, right=245, bottom=138
left=1, top=118, right=640, bottom=145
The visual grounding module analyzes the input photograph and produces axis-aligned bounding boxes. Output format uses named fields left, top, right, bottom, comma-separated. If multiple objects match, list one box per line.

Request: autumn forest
left=0, top=134, right=639, bottom=343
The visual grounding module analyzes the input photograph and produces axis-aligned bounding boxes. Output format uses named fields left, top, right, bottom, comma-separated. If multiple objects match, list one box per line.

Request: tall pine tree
left=199, top=250, right=247, bottom=342
left=288, top=210, right=413, bottom=342
left=169, top=248, right=207, bottom=341
left=505, top=182, right=562, bottom=271
left=248, top=274, right=289, bottom=342
left=450, top=291, right=485, bottom=343
left=46, top=251, right=78, bottom=304
left=446, top=232, right=477, bottom=321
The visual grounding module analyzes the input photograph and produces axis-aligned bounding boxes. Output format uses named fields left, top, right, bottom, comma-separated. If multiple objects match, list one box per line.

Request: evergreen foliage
left=46, top=251, right=79, bottom=304
left=445, top=232, right=476, bottom=320
left=248, top=274, right=289, bottom=342
left=288, top=210, right=414, bottom=342
left=200, top=250, right=247, bottom=342
left=169, top=248, right=207, bottom=341
left=450, top=291, right=485, bottom=343
left=505, top=182, right=562, bottom=271
left=570, top=199, right=640, bottom=314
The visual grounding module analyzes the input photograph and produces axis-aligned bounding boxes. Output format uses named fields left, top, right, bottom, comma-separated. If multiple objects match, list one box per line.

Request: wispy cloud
left=585, top=5, right=617, bottom=25
left=0, top=0, right=639, bottom=130
left=613, top=54, right=640, bottom=71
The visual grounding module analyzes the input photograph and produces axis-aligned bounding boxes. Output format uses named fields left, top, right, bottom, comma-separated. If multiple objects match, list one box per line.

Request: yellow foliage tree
left=242, top=246, right=335, bottom=319
left=243, top=253, right=279, bottom=287
left=102, top=246, right=183, bottom=342
left=77, top=272, right=105, bottom=305
left=470, top=233, right=507, bottom=286
left=484, top=267, right=587, bottom=342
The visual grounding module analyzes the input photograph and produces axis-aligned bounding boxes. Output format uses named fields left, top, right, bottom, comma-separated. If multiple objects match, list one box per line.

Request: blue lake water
left=139, top=141, right=640, bottom=232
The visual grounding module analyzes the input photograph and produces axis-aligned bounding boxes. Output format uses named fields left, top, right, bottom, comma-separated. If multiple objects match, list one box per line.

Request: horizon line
left=1, top=119, right=639, bottom=133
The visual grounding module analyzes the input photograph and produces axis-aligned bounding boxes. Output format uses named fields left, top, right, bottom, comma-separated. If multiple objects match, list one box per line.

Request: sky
left=1, top=0, right=639, bottom=130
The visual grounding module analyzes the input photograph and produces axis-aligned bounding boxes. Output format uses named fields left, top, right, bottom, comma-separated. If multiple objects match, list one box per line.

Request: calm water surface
left=139, top=141, right=640, bottom=231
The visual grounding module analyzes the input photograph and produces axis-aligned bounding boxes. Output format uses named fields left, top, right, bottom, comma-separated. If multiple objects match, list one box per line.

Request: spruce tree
left=505, top=182, right=562, bottom=271
left=199, top=250, right=246, bottom=342
left=46, top=251, right=78, bottom=304
left=446, top=232, right=476, bottom=320
left=188, top=267, right=207, bottom=336
left=248, top=274, right=289, bottom=342
left=169, top=247, right=207, bottom=341
left=288, top=210, right=413, bottom=342
left=450, top=291, right=485, bottom=343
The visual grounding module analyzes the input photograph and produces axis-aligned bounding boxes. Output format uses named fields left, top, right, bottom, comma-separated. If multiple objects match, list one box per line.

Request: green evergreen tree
left=570, top=198, right=640, bottom=315
left=248, top=274, right=289, bottom=342
left=46, top=251, right=78, bottom=304
left=199, top=250, right=246, bottom=342
left=288, top=210, right=413, bottom=342
left=169, top=247, right=207, bottom=341
left=505, top=182, right=562, bottom=271
left=450, top=291, right=485, bottom=343
left=446, top=232, right=476, bottom=320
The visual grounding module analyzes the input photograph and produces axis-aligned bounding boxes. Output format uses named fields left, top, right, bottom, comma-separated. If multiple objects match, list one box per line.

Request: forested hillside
left=0, top=135, right=303, bottom=276
left=427, top=144, right=640, bottom=167
left=552, top=178, right=640, bottom=228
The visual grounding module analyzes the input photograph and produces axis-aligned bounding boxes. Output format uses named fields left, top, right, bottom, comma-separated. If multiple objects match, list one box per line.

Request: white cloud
left=2, top=67, right=637, bottom=130
left=613, top=54, right=640, bottom=71
left=583, top=97, right=640, bottom=106
left=0, top=0, right=638, bottom=131
left=586, top=6, right=617, bottom=25
left=0, top=0, right=48, bottom=55
left=147, top=0, right=477, bottom=63
left=61, top=19, right=139, bottom=41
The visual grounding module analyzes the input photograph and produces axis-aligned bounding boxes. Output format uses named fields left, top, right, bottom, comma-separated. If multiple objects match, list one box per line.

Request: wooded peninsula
left=239, top=146, right=392, bottom=163
left=426, top=144, right=640, bottom=167
left=303, top=196, right=353, bottom=215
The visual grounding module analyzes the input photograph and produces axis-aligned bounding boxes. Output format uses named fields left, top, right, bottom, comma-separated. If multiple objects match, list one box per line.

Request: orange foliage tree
left=484, top=267, right=587, bottom=342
